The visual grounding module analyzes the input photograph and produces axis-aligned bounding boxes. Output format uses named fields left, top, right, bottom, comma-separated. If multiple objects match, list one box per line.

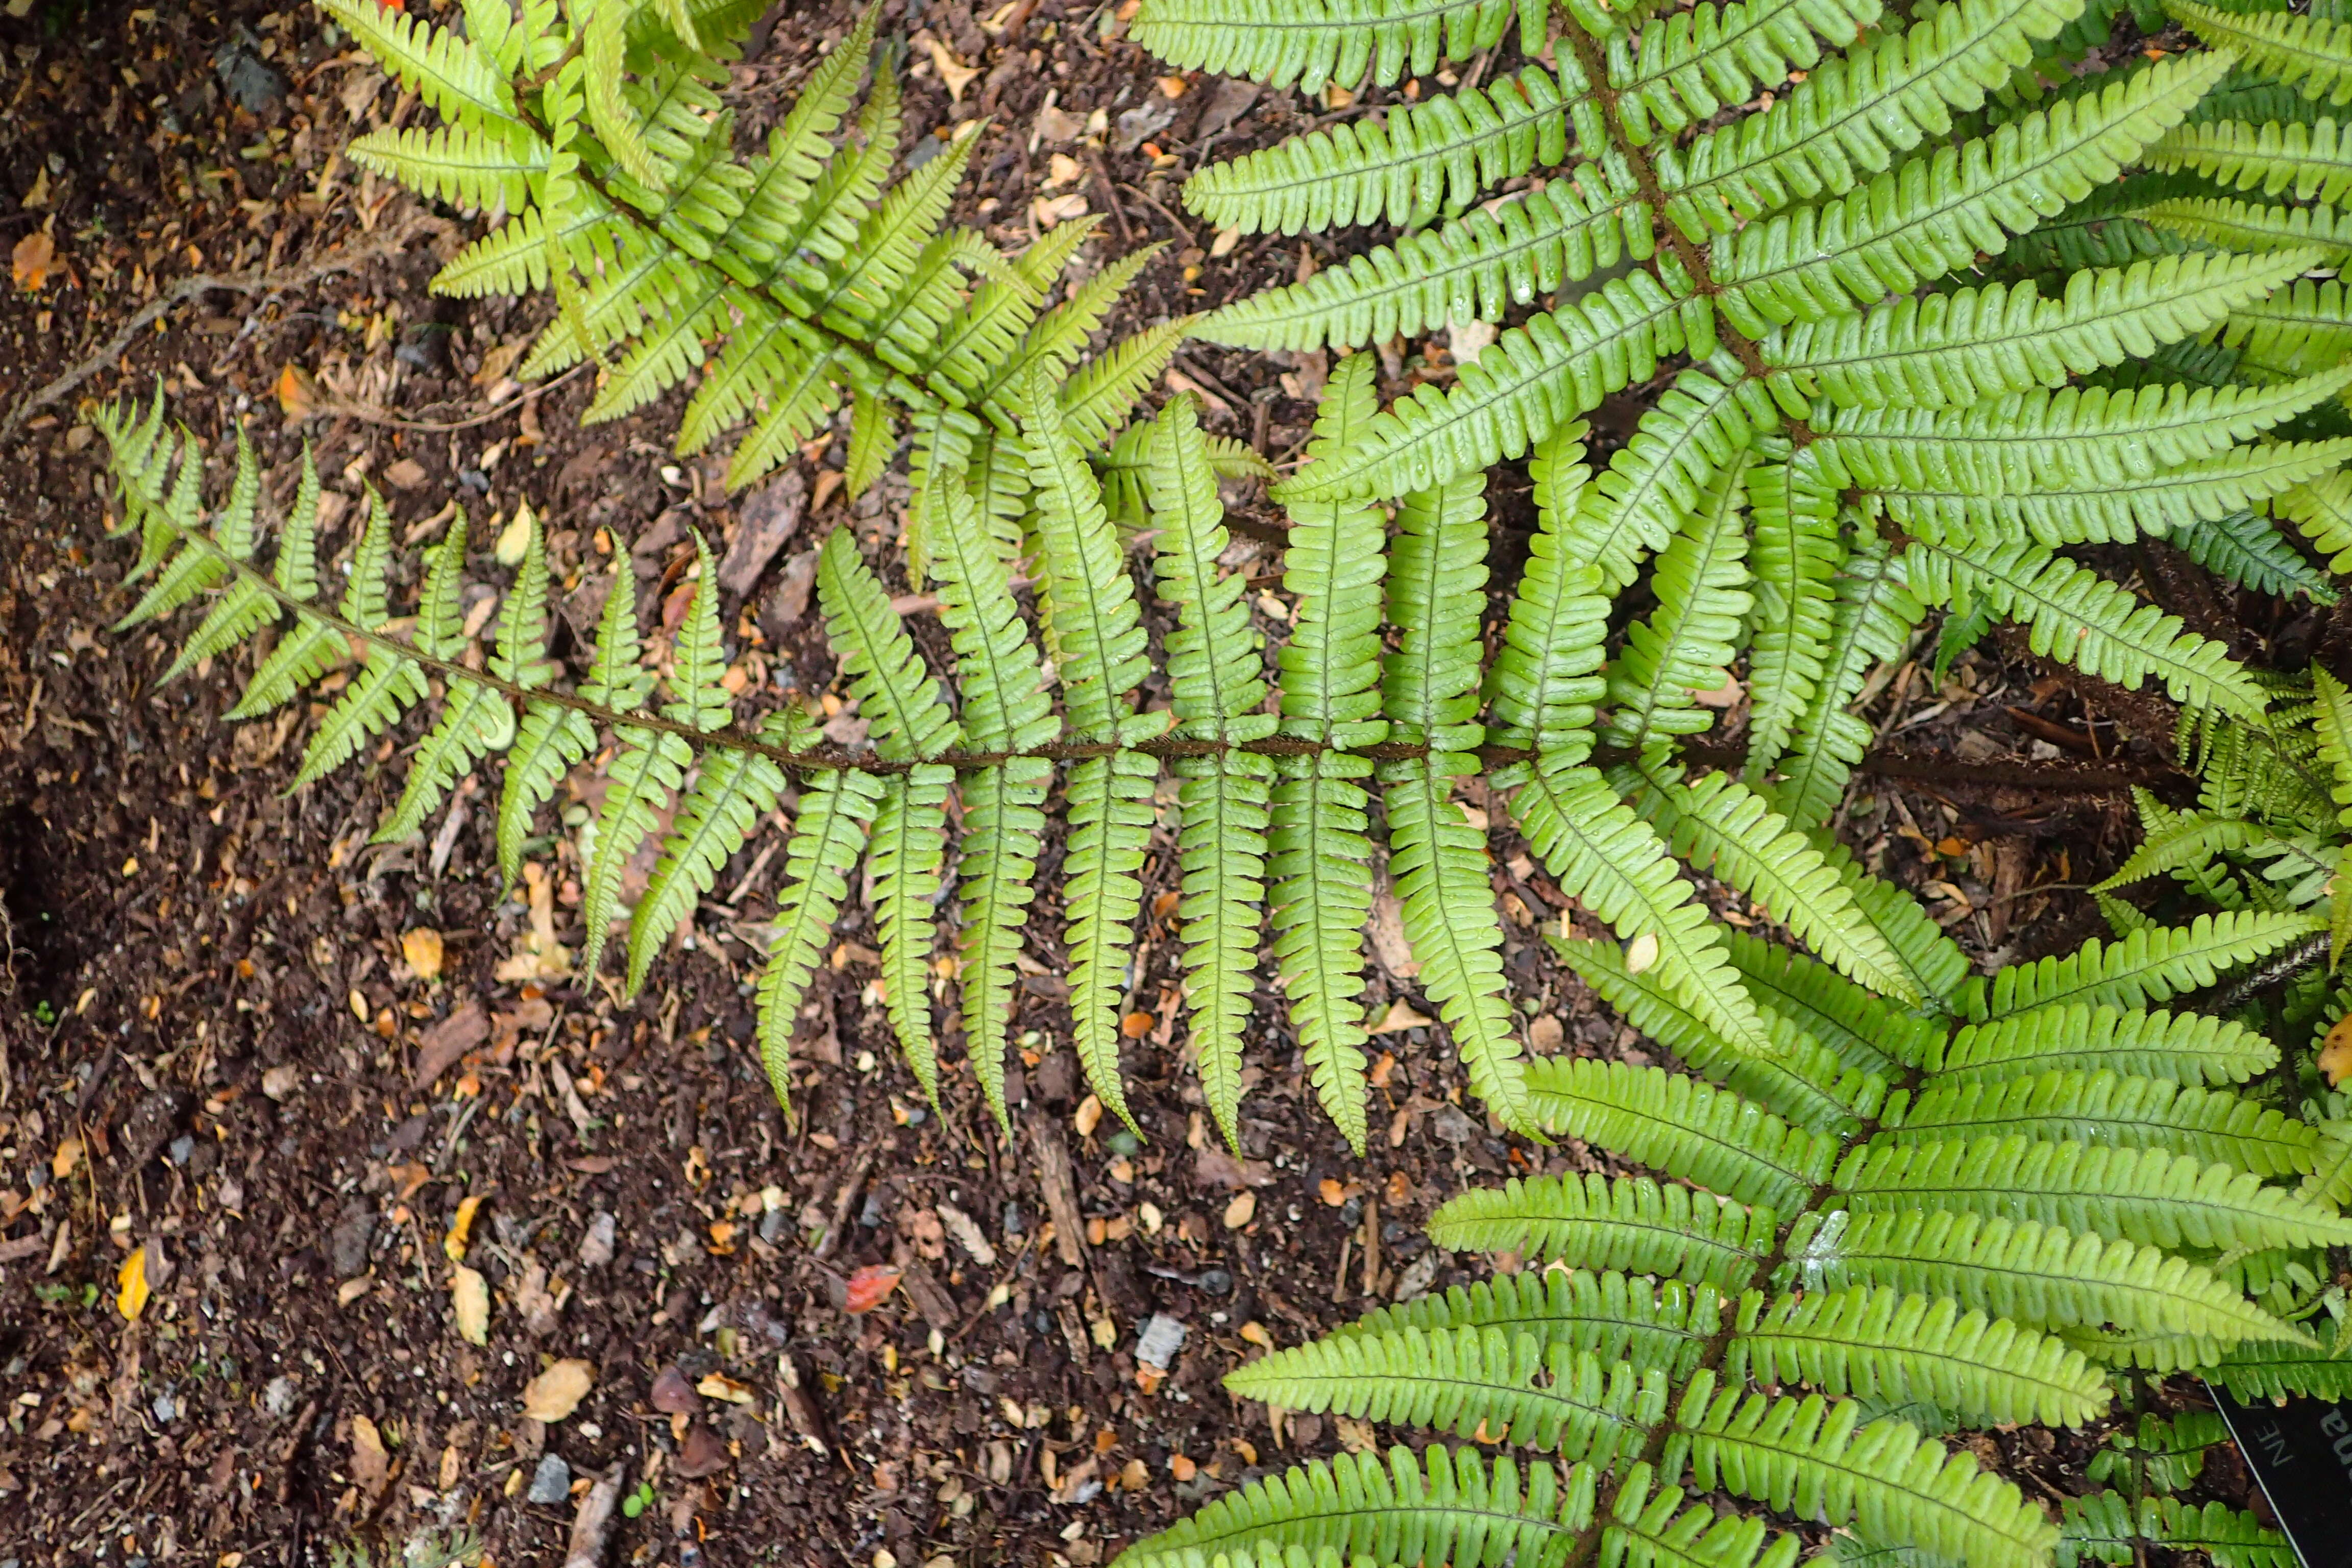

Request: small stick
left=562, top=1464, right=625, bottom=1568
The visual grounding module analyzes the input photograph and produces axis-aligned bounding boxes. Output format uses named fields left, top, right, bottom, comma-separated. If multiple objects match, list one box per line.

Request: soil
left=0, top=2, right=2326, bottom=1565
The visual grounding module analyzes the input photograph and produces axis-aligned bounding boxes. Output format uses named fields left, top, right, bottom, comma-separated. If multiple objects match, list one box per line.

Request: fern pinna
left=1116, top=904, right=2351, bottom=1568
left=324, top=0, right=1212, bottom=512
left=1129, top=0, right=2352, bottom=919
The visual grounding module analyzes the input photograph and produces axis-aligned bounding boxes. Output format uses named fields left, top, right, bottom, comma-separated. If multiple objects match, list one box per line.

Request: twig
left=1120, top=182, right=1199, bottom=250
left=4, top=218, right=432, bottom=442
left=1084, top=148, right=1134, bottom=245
left=812, top=1146, right=876, bottom=1261
left=561, top=1464, right=625, bottom=1568
left=319, top=362, right=591, bottom=433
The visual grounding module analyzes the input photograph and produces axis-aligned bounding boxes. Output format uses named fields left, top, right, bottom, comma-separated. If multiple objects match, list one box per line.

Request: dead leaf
left=1073, top=1094, right=1103, bottom=1137
left=349, top=1414, right=389, bottom=1488
left=1447, top=315, right=1497, bottom=367
left=115, top=1246, right=150, bottom=1322
left=1043, top=153, right=1084, bottom=189
left=1371, top=998, right=1433, bottom=1034
left=51, top=1138, right=82, bottom=1180
left=413, top=1002, right=489, bottom=1091
left=1033, top=192, right=1090, bottom=228
left=495, top=863, right=572, bottom=981
left=451, top=1265, right=491, bottom=1345
left=1691, top=671, right=1744, bottom=708
left=1624, top=932, right=1661, bottom=975
left=844, top=1264, right=902, bottom=1314
left=274, top=363, right=324, bottom=422
left=697, top=1373, right=755, bottom=1405
left=520, top=1358, right=595, bottom=1422
left=1367, top=886, right=1420, bottom=977
left=444, top=1193, right=485, bottom=1262
left=1034, top=103, right=1083, bottom=144
left=401, top=927, right=445, bottom=981
left=2322, top=1014, right=2352, bottom=1087
left=1209, top=225, right=1242, bottom=258
left=11, top=230, right=55, bottom=292
left=260, top=1064, right=300, bottom=1102
left=924, top=36, right=980, bottom=102
left=384, top=458, right=429, bottom=491
left=1222, top=1190, right=1257, bottom=1230
left=935, top=1201, right=997, bottom=1267
left=494, top=502, right=535, bottom=567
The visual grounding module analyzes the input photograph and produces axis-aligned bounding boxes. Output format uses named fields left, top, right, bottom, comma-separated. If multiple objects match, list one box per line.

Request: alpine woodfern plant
left=324, top=0, right=1204, bottom=508
left=1130, top=0, right=2352, bottom=882
left=1114, top=906, right=2352, bottom=1568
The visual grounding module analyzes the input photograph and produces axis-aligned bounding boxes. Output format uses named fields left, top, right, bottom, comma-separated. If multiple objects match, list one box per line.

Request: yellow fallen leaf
left=521, top=1357, right=595, bottom=1422
left=445, top=1192, right=485, bottom=1262
left=116, top=1245, right=150, bottom=1322
left=402, top=927, right=445, bottom=982
left=925, top=36, right=979, bottom=102
left=51, top=1137, right=82, bottom=1181
left=1223, top=1190, right=1257, bottom=1230
left=11, top=229, right=55, bottom=292
left=697, top=1372, right=755, bottom=1405
left=452, top=1265, right=491, bottom=1346
left=1073, top=1094, right=1103, bottom=1137
left=494, top=502, right=535, bottom=567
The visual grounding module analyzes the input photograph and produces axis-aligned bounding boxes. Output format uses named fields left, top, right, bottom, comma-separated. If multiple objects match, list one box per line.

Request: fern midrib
left=1554, top=16, right=1814, bottom=442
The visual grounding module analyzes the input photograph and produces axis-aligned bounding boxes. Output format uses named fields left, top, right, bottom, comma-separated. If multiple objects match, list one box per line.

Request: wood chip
left=1032, top=1120, right=1087, bottom=1266
left=452, top=1265, right=490, bottom=1345
left=412, top=1002, right=488, bottom=1091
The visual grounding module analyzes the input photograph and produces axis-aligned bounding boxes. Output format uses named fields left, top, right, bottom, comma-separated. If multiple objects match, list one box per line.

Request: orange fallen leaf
left=275, top=363, right=324, bottom=421
left=401, top=926, right=445, bottom=981
left=2321, top=1014, right=2352, bottom=1087
left=520, top=1357, right=595, bottom=1421
left=697, top=1372, right=755, bottom=1404
left=844, top=1264, right=902, bottom=1314
left=11, top=230, right=55, bottom=292
left=444, top=1192, right=485, bottom=1262
left=1120, top=1011, right=1155, bottom=1039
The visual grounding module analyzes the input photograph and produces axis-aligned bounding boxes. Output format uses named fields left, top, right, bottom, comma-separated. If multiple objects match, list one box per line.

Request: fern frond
left=1723, top=933, right=1939, bottom=1075
left=1729, top=1285, right=2111, bottom=1428
left=1716, top=51, right=2233, bottom=332
left=1761, top=541, right=1927, bottom=831
left=1766, top=248, right=2320, bottom=409
left=1743, top=459, right=1846, bottom=779
left=1903, top=537, right=2264, bottom=715
left=1182, top=63, right=1583, bottom=235
left=1677, top=1387, right=2059, bottom=1568
left=1886, top=1069, right=2319, bottom=1178
left=1152, top=401, right=1272, bottom=1147
left=1428, top=1174, right=1776, bottom=1288
left=2201, top=1315, right=2352, bottom=1401
left=1601, top=453, right=1754, bottom=749
left=2151, top=113, right=2352, bottom=205
left=1199, top=167, right=1651, bottom=351
left=1331, top=1268, right=1723, bottom=1378
left=627, top=715, right=790, bottom=996
left=1130, top=0, right=1528, bottom=93
left=1275, top=268, right=1707, bottom=501
left=2174, top=508, right=2340, bottom=603
left=1120, top=1443, right=1587, bottom=1568
left=1486, top=422, right=1609, bottom=758
left=2139, top=192, right=2352, bottom=258
left=1927, top=1003, right=2278, bottom=1086
left=1226, top=1326, right=1668, bottom=1462
left=318, top=0, right=525, bottom=133
left=2170, top=0, right=2352, bottom=107
left=345, top=123, right=546, bottom=213
left=286, top=495, right=428, bottom=792
left=1808, top=1208, right=2312, bottom=1347
left=1977, top=909, right=2325, bottom=1015
left=1523, top=1056, right=1834, bottom=1213
left=1840, top=1134, right=2352, bottom=1250
left=1507, top=761, right=1776, bottom=1057
left=752, top=769, right=884, bottom=1108
left=1604, top=1475, right=1803, bottom=1568
left=1627, top=767, right=1915, bottom=1000
left=1611, top=0, right=1884, bottom=145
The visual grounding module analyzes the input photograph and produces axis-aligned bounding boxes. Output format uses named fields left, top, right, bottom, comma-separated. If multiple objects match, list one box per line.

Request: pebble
left=579, top=1211, right=617, bottom=1269
left=262, top=1376, right=297, bottom=1417
left=1135, top=1313, right=1187, bottom=1371
left=150, top=1391, right=175, bottom=1424
left=757, top=1206, right=788, bottom=1244
left=526, top=1453, right=571, bottom=1504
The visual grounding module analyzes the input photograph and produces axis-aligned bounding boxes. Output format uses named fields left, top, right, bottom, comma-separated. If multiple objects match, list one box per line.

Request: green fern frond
left=1761, top=541, right=1927, bottom=831
left=1716, top=50, right=2233, bottom=332
left=627, top=715, right=790, bottom=996
left=1331, top=1268, right=1723, bottom=1378
left=1978, top=909, right=2325, bottom=1016
left=1182, top=63, right=1584, bottom=236
left=1206, top=170, right=1651, bottom=353
left=1728, top=1285, right=2110, bottom=1428
left=1523, top=1056, right=1835, bottom=1212
left=2152, top=113, right=2352, bottom=205
left=2170, top=0, right=2352, bottom=106
left=1120, top=1443, right=1588, bottom=1568
left=1429, top=1174, right=1777, bottom=1288
left=752, top=769, right=884, bottom=1108
left=1611, top=0, right=1884, bottom=145
left=1764, top=248, right=2318, bottom=409
left=1130, top=0, right=1529, bottom=93
left=1888, top=1068, right=2320, bottom=1177
left=1226, top=1326, right=1668, bottom=1461
left=2174, top=508, right=2341, bottom=603
left=1486, top=422, right=1610, bottom=758
left=1926, top=1003, right=2278, bottom=1086
left=1722, top=933, right=1939, bottom=1075
left=1742, top=459, right=1846, bottom=779
left=2140, top=192, right=2352, bottom=257
left=1839, top=1134, right=2352, bottom=1250
left=1904, top=537, right=2264, bottom=715
left=1601, top=454, right=1754, bottom=750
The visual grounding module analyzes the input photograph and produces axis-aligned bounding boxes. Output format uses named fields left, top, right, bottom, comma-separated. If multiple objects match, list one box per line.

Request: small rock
left=1393, top=1248, right=1446, bottom=1302
left=150, top=1391, right=176, bottom=1424
left=216, top=1177, right=244, bottom=1211
left=579, top=1211, right=617, bottom=1269
left=262, top=1376, right=297, bottom=1417
left=259, top=1064, right=300, bottom=1102
left=757, top=1206, right=788, bottom=1243
left=650, top=1366, right=702, bottom=1416
left=328, top=1201, right=378, bottom=1279
left=525, top=1453, right=571, bottom=1504
left=1135, top=1313, right=1187, bottom=1371
left=674, top=1420, right=731, bottom=1479
left=166, top=1135, right=196, bottom=1167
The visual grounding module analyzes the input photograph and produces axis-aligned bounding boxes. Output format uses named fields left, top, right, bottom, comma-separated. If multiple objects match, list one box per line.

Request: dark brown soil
left=0, top=3, right=2313, bottom=1565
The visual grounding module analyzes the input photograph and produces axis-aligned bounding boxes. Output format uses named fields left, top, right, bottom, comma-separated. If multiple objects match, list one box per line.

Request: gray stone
left=262, top=1375, right=297, bottom=1417
left=1135, top=1313, right=1187, bottom=1371
left=328, top=1200, right=377, bottom=1278
left=526, top=1453, right=571, bottom=1504
left=578, top=1211, right=617, bottom=1269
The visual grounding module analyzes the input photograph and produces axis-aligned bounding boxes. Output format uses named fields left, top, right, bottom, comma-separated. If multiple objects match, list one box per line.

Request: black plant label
left=2210, top=1381, right=2352, bottom=1568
